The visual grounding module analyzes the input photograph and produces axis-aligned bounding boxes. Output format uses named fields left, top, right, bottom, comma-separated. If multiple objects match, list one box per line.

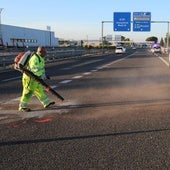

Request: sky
left=0, top=0, right=170, bottom=42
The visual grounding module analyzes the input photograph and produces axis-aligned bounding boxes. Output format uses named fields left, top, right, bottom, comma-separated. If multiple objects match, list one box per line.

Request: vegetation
left=145, top=36, right=158, bottom=43
left=146, top=34, right=170, bottom=47
left=164, top=33, right=170, bottom=47
left=160, top=37, right=164, bottom=47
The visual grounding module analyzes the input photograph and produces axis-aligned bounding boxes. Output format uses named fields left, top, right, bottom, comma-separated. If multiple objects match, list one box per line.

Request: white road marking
left=59, top=80, right=72, bottom=84
left=2, top=76, right=21, bottom=82
left=50, top=85, right=57, bottom=89
left=158, top=56, right=169, bottom=67
left=110, top=55, right=131, bottom=65
left=11, top=97, right=20, bottom=101
left=83, top=72, right=91, bottom=75
left=72, top=75, right=83, bottom=79
left=91, top=69, right=98, bottom=72
left=97, top=66, right=104, bottom=69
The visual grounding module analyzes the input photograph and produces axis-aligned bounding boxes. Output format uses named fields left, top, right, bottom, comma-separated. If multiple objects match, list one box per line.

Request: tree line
left=146, top=33, right=170, bottom=47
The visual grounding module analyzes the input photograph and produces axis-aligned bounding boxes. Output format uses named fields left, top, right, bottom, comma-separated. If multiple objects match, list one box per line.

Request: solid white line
left=110, top=54, right=133, bottom=65
left=2, top=76, right=21, bottom=82
left=158, top=56, right=169, bottom=67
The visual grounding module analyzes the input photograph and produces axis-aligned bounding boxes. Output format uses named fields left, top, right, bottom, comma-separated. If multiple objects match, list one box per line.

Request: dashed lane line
left=83, top=72, right=91, bottom=75
left=59, top=80, right=72, bottom=84
left=50, top=85, right=57, bottom=89
left=91, top=69, right=98, bottom=72
left=72, top=75, right=83, bottom=79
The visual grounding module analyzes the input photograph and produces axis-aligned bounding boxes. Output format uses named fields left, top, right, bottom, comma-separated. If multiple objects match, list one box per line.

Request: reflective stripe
left=40, top=97, right=51, bottom=107
left=19, top=102, right=27, bottom=109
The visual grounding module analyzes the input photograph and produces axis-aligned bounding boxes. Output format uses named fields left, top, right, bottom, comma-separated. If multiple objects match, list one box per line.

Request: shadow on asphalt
left=0, top=128, right=169, bottom=147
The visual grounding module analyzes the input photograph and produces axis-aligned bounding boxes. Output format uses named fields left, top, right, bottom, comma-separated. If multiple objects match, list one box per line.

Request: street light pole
left=167, top=21, right=170, bottom=64
left=101, top=21, right=104, bottom=53
left=101, top=21, right=113, bottom=53
left=47, top=25, right=51, bottom=47
left=0, top=8, right=3, bottom=46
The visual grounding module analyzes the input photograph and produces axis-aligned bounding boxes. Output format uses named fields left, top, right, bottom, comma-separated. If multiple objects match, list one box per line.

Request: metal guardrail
left=0, top=49, right=111, bottom=71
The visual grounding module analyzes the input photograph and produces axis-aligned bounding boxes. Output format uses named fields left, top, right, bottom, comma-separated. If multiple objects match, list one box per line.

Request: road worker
left=19, top=46, right=55, bottom=112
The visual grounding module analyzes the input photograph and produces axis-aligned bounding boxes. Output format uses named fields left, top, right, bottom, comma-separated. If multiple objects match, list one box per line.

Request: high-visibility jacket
left=23, top=53, right=45, bottom=78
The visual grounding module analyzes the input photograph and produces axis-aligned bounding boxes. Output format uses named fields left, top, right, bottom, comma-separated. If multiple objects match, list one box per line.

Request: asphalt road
left=0, top=49, right=169, bottom=170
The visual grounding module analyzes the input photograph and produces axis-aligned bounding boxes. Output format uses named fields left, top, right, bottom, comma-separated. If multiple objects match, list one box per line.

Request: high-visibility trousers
left=19, top=76, right=50, bottom=109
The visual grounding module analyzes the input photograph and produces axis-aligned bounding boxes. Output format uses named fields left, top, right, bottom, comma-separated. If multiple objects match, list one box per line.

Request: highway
left=0, top=49, right=169, bottom=169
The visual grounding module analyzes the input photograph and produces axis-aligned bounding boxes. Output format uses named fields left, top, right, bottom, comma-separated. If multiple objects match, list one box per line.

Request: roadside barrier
left=0, top=48, right=111, bottom=71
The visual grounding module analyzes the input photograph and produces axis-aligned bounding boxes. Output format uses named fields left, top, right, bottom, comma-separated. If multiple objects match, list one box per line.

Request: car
left=115, top=46, right=126, bottom=54
left=131, top=46, right=136, bottom=50
left=151, top=46, right=161, bottom=53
